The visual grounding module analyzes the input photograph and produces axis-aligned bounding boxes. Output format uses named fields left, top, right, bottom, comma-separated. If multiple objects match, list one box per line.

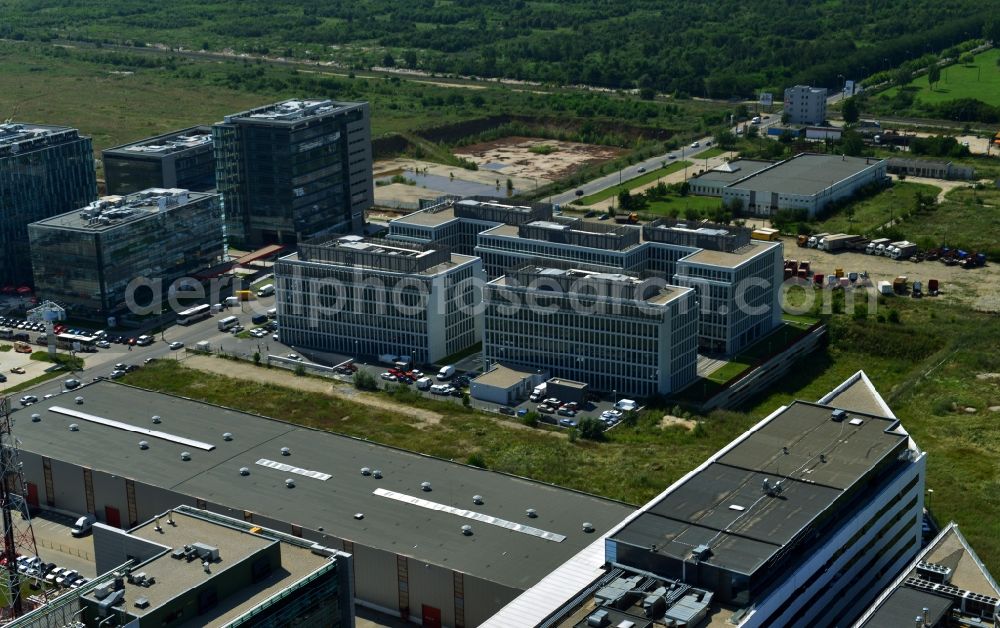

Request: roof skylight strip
left=373, top=488, right=566, bottom=542
left=49, top=406, right=215, bottom=451
left=255, top=458, right=331, bottom=481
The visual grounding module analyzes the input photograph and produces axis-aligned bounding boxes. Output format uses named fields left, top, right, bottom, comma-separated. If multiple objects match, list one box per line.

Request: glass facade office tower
left=102, top=126, right=216, bottom=195
left=214, top=99, right=372, bottom=248
left=28, top=188, right=223, bottom=321
left=0, top=122, right=96, bottom=286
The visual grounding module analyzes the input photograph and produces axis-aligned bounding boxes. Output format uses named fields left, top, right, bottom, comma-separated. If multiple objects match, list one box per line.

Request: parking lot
left=25, top=511, right=98, bottom=579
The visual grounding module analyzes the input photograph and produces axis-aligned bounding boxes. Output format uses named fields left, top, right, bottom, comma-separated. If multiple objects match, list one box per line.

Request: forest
left=1, top=0, right=997, bottom=97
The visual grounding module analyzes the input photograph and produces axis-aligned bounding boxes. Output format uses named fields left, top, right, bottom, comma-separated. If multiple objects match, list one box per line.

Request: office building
left=0, top=122, right=97, bottom=286
left=275, top=235, right=484, bottom=364
left=213, top=99, right=372, bottom=247
left=783, top=85, right=828, bottom=125
left=721, top=153, right=888, bottom=217
left=15, top=381, right=632, bottom=626
left=388, top=196, right=554, bottom=256
left=28, top=188, right=223, bottom=321
left=853, top=521, right=999, bottom=627
left=486, top=370, right=928, bottom=628
left=102, top=126, right=215, bottom=195
left=483, top=263, right=698, bottom=397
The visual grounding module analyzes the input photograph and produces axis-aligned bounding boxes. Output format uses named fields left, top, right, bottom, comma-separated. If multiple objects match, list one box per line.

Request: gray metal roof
left=690, top=160, right=773, bottom=185
left=610, top=402, right=907, bottom=577
left=15, top=381, right=632, bottom=590
left=727, top=154, right=884, bottom=196
left=855, top=586, right=952, bottom=628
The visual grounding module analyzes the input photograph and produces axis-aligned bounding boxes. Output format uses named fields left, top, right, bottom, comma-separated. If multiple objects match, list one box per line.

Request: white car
left=690, top=141, right=700, bottom=148
left=286, top=353, right=301, bottom=361
left=168, top=341, right=184, bottom=350
left=272, top=333, right=280, bottom=341
left=380, top=372, right=397, bottom=381
left=95, top=340, right=111, bottom=349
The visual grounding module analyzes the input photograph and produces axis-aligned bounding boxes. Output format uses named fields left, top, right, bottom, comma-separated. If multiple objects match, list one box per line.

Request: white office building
left=483, top=263, right=698, bottom=397
left=783, top=84, right=828, bottom=125
left=275, top=236, right=484, bottom=363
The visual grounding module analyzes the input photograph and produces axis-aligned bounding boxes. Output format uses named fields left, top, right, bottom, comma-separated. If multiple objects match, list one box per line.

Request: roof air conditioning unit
left=831, top=409, right=847, bottom=422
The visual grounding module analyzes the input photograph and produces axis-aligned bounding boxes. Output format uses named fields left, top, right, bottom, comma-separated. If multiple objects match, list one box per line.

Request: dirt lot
left=786, top=243, right=1000, bottom=312
left=454, top=136, right=626, bottom=181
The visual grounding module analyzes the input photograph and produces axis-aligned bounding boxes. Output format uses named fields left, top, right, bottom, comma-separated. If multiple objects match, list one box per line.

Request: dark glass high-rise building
left=213, top=99, right=372, bottom=248
left=0, top=122, right=97, bottom=286
left=102, top=126, right=215, bottom=195
left=28, top=188, right=223, bottom=321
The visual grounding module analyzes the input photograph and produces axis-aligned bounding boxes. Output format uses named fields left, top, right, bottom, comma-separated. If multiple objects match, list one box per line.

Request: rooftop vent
left=280, top=447, right=291, bottom=456
left=762, top=477, right=784, bottom=497
left=421, top=481, right=432, bottom=492
left=692, top=544, right=713, bottom=561
left=361, top=467, right=371, bottom=476
left=461, top=525, right=473, bottom=536
left=239, top=467, right=250, bottom=476
left=138, top=440, right=149, bottom=450
left=526, top=508, right=538, bottom=518
left=223, top=432, right=233, bottom=441
left=74, top=396, right=84, bottom=405
left=180, top=451, right=191, bottom=461
left=849, top=418, right=864, bottom=426
left=473, top=495, right=484, bottom=505
left=30, top=413, right=40, bottom=422
left=586, top=609, right=610, bottom=627
left=69, top=423, right=79, bottom=432
left=372, top=469, right=383, bottom=479
left=151, top=415, right=162, bottom=424
left=582, top=522, right=595, bottom=533
left=354, top=513, right=364, bottom=520
left=831, top=409, right=847, bottom=422
left=134, top=597, right=150, bottom=609
left=285, top=478, right=295, bottom=488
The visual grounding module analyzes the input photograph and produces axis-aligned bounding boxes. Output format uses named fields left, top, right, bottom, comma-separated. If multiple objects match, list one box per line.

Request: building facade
left=783, top=85, right=828, bottom=125
left=721, top=153, right=888, bottom=218
left=483, top=264, right=698, bottom=397
left=102, top=126, right=215, bottom=195
left=275, top=236, right=483, bottom=364
left=28, top=188, right=223, bottom=321
left=0, top=122, right=97, bottom=286
left=213, top=99, right=372, bottom=247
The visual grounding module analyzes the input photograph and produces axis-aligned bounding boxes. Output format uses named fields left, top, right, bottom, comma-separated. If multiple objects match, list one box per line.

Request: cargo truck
left=820, top=234, right=862, bottom=252
left=807, top=233, right=830, bottom=248
left=890, top=241, right=918, bottom=260
left=878, top=281, right=893, bottom=295
left=866, top=238, right=890, bottom=255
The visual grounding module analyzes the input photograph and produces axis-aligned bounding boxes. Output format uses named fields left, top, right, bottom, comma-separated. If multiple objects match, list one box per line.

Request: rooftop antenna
left=0, top=395, right=48, bottom=617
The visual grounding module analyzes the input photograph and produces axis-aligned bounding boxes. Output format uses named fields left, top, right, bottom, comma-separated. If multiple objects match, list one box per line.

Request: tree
left=842, top=97, right=860, bottom=124
left=927, top=63, right=941, bottom=90
left=959, top=52, right=974, bottom=65
left=577, top=418, right=606, bottom=441
left=716, top=129, right=737, bottom=149
left=382, top=52, right=395, bottom=67
left=403, top=49, right=418, bottom=69
left=618, top=189, right=633, bottom=211
left=639, top=87, right=655, bottom=100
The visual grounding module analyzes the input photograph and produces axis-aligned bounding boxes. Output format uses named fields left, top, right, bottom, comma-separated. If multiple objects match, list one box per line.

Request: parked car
left=64, top=378, right=80, bottom=390
left=537, top=405, right=555, bottom=414
left=615, top=399, right=638, bottom=412
left=95, top=340, right=110, bottom=349
left=168, top=341, right=184, bottom=350
left=19, top=395, right=38, bottom=406
left=557, top=407, right=577, bottom=417
left=286, top=353, right=301, bottom=361
left=380, top=372, right=397, bottom=381
left=559, top=418, right=577, bottom=428
left=499, top=406, right=515, bottom=416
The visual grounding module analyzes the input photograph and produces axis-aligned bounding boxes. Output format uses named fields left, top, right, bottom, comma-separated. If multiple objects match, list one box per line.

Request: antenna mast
left=0, top=395, right=47, bottom=618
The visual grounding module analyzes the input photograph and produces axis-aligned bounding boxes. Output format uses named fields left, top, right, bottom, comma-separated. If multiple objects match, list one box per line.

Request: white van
left=416, top=377, right=433, bottom=390
left=71, top=514, right=96, bottom=537
left=224, top=296, right=239, bottom=307
left=437, top=365, right=455, bottom=380
left=256, top=284, right=275, bottom=297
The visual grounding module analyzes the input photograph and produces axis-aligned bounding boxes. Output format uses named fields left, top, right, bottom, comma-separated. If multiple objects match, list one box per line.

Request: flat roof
left=390, top=206, right=458, bottom=227
left=691, top=160, right=773, bottom=185
left=103, top=126, right=213, bottom=157
left=222, top=99, right=364, bottom=125
left=490, top=271, right=690, bottom=307
left=474, top=365, right=538, bottom=389
left=610, top=401, right=907, bottom=577
left=855, top=586, right=952, bottom=628
left=31, top=189, right=215, bottom=232
left=18, top=382, right=632, bottom=591
left=727, top=154, right=884, bottom=196
left=679, top=241, right=778, bottom=269
left=0, top=122, right=74, bottom=146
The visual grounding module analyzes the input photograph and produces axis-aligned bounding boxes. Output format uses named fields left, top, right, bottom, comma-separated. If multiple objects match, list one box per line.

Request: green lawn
left=706, top=361, right=750, bottom=384
left=882, top=49, right=1000, bottom=107
left=894, top=186, right=1000, bottom=257
left=577, top=161, right=692, bottom=205
left=815, top=182, right=941, bottom=235
left=642, top=194, right=723, bottom=217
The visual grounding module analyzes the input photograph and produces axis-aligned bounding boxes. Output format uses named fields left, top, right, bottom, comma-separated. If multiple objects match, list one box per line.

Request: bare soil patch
left=454, top=136, right=626, bottom=181
left=660, top=415, right=698, bottom=431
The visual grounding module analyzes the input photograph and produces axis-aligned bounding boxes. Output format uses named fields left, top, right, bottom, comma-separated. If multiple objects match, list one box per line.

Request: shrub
left=466, top=452, right=487, bottom=468
left=521, top=412, right=539, bottom=428
left=354, top=369, right=379, bottom=391
left=578, top=418, right=606, bottom=441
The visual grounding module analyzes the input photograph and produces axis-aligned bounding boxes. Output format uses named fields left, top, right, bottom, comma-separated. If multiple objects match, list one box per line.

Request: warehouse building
left=688, top=159, right=773, bottom=197
left=485, top=370, right=928, bottom=628
left=214, top=99, right=373, bottom=247
left=275, top=235, right=484, bottom=364
left=886, top=157, right=975, bottom=180
left=28, top=188, right=224, bottom=322
left=483, top=263, right=698, bottom=397
left=0, top=122, right=97, bottom=286
left=14, top=381, right=632, bottom=627
left=721, top=153, right=888, bottom=218
left=853, top=521, right=999, bottom=627
left=102, top=127, right=215, bottom=196
left=388, top=197, right=554, bottom=256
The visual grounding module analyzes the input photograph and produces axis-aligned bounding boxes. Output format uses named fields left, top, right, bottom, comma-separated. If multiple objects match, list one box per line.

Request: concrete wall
left=463, top=574, right=521, bottom=627
left=92, top=523, right=169, bottom=575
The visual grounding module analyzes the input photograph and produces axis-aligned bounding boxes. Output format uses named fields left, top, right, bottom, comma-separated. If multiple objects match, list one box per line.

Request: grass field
left=577, top=161, right=692, bottom=205
left=883, top=49, right=1000, bottom=107
left=895, top=186, right=1000, bottom=257
left=814, top=182, right=942, bottom=235
left=696, top=147, right=728, bottom=160
left=642, top=194, right=723, bottom=217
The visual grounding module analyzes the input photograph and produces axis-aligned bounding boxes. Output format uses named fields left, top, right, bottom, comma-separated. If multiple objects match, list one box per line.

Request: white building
left=783, top=84, right=828, bottom=125
left=485, top=370, right=928, bottom=628
left=721, top=153, right=888, bottom=218
left=274, top=235, right=484, bottom=364
left=483, top=263, right=698, bottom=397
